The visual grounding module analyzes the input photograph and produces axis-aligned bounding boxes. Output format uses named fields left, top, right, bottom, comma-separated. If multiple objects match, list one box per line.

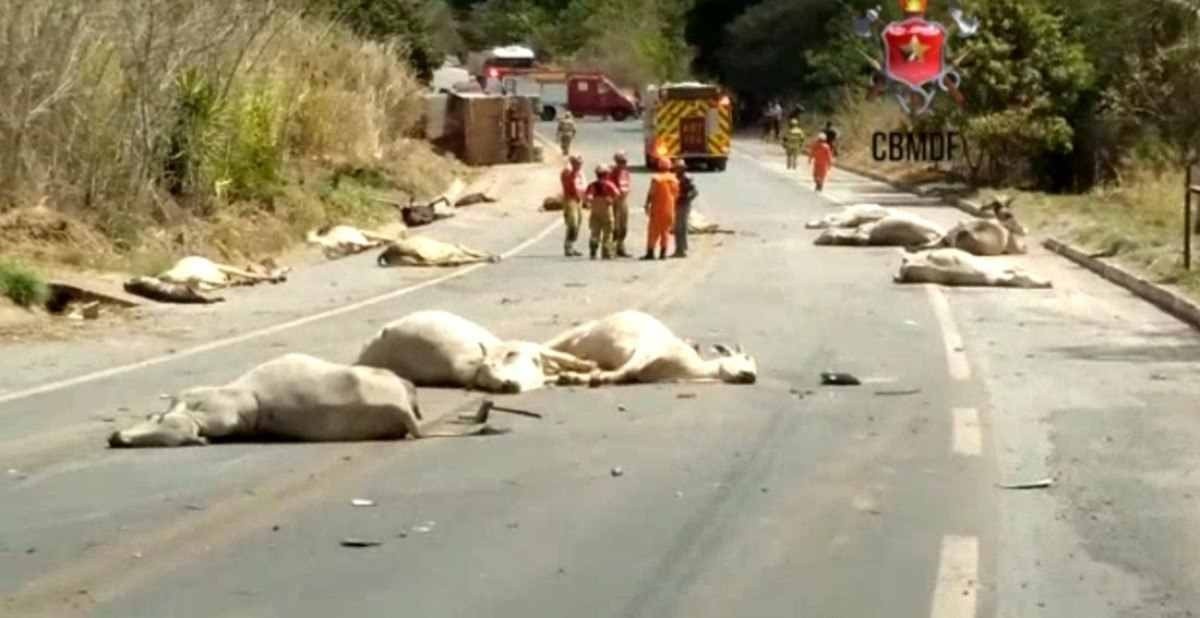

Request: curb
left=1043, top=238, right=1200, bottom=332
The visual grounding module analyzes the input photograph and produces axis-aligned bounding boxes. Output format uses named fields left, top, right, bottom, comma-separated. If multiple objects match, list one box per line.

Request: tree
left=316, top=0, right=461, bottom=80
left=929, top=0, right=1095, bottom=185
left=716, top=0, right=845, bottom=102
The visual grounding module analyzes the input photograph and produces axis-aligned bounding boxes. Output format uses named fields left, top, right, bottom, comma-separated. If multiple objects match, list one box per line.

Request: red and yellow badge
left=883, top=17, right=946, bottom=89
left=855, top=0, right=979, bottom=115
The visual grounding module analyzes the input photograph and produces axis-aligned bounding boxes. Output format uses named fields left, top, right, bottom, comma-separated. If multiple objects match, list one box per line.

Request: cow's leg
left=559, top=348, right=657, bottom=388
left=539, top=347, right=597, bottom=373
left=214, top=264, right=274, bottom=283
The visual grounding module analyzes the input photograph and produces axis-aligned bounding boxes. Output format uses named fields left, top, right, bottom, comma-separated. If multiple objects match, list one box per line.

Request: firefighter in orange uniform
left=611, top=151, right=633, bottom=257
left=808, top=132, right=835, bottom=192
left=642, top=157, right=679, bottom=260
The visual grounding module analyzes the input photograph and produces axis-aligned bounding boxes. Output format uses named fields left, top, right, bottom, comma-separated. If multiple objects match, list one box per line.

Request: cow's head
left=474, top=341, right=551, bottom=394
left=983, top=196, right=1027, bottom=236
left=712, top=344, right=758, bottom=384
left=108, top=400, right=207, bottom=448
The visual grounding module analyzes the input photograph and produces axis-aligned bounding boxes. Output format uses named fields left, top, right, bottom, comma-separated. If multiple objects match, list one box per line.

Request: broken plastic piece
left=821, top=371, right=861, bottom=386
left=996, top=478, right=1055, bottom=490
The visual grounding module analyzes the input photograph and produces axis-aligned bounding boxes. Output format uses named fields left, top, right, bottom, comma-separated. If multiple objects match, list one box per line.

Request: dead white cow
left=306, top=224, right=401, bottom=259
left=108, top=354, right=501, bottom=448
left=376, top=235, right=501, bottom=267
left=355, top=310, right=597, bottom=393
left=544, top=310, right=758, bottom=387
left=688, top=210, right=735, bottom=234
left=156, top=256, right=289, bottom=291
left=805, top=203, right=894, bottom=229
left=894, top=248, right=1052, bottom=288
left=909, top=196, right=1028, bottom=255
left=814, top=212, right=944, bottom=247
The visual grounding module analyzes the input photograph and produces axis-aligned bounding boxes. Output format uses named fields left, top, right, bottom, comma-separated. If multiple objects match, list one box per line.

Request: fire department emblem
left=855, top=0, right=979, bottom=115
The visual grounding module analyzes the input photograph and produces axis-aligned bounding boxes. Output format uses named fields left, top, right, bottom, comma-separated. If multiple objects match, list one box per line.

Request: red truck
left=500, top=71, right=639, bottom=122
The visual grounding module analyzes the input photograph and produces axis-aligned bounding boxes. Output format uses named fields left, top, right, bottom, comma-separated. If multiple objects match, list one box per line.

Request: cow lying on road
left=124, top=256, right=290, bottom=304
left=355, top=310, right=597, bottom=393
left=814, top=212, right=944, bottom=247
left=108, top=354, right=502, bottom=447
left=805, top=203, right=894, bottom=230
left=688, top=210, right=735, bottom=235
left=544, top=310, right=758, bottom=387
left=157, top=256, right=289, bottom=291
left=894, top=248, right=1052, bottom=288
left=377, top=236, right=500, bottom=267
left=908, top=195, right=1028, bottom=256
left=307, top=224, right=399, bottom=259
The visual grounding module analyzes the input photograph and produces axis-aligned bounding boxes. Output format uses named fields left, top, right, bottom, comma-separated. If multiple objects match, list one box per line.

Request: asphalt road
left=3, top=121, right=1200, bottom=618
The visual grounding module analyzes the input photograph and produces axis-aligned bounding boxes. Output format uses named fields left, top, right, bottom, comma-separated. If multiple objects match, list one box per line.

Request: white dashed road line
left=930, top=535, right=981, bottom=618
left=952, top=407, right=983, bottom=457
left=925, top=284, right=972, bottom=381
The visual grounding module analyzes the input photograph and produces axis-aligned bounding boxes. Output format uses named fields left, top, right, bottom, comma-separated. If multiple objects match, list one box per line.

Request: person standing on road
left=585, top=165, right=620, bottom=260
left=557, top=112, right=577, bottom=156
left=611, top=151, right=633, bottom=258
left=783, top=118, right=806, bottom=170
left=769, top=101, right=784, bottom=142
left=560, top=155, right=585, bottom=256
left=642, top=157, right=679, bottom=260
left=808, top=132, right=835, bottom=193
left=823, top=120, right=840, bottom=157
left=671, top=158, right=698, bottom=259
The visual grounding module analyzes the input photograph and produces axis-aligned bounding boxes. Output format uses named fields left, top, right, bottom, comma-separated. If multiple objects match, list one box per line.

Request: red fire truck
left=501, top=71, right=639, bottom=122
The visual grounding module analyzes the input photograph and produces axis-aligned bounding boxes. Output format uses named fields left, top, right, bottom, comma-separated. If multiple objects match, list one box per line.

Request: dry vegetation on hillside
left=0, top=0, right=466, bottom=284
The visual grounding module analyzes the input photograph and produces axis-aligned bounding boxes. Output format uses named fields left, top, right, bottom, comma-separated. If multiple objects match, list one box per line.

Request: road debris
left=617, top=404, right=627, bottom=412
left=7, top=468, right=27, bottom=480
left=411, top=521, right=437, bottom=534
left=996, top=478, right=1055, bottom=490
left=340, top=538, right=383, bottom=548
left=471, top=400, right=543, bottom=421
left=821, top=371, right=861, bottom=386
left=351, top=499, right=376, bottom=507
left=611, top=466, right=624, bottom=477
left=183, top=504, right=206, bottom=511
left=564, top=282, right=587, bottom=288
left=874, top=388, right=921, bottom=397
left=676, top=393, right=697, bottom=399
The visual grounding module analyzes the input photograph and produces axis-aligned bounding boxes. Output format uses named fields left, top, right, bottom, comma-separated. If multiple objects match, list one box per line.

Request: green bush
left=0, top=261, right=49, bottom=308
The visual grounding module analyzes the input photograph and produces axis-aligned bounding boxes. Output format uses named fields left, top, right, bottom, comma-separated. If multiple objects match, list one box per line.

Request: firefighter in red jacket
left=611, top=151, right=633, bottom=257
left=560, top=155, right=585, bottom=257
left=585, top=165, right=621, bottom=260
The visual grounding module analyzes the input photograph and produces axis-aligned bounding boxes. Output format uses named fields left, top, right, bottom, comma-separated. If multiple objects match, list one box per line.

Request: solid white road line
left=930, top=535, right=980, bottom=618
left=925, top=284, right=972, bottom=381
left=952, top=407, right=983, bottom=457
left=0, top=219, right=563, bottom=406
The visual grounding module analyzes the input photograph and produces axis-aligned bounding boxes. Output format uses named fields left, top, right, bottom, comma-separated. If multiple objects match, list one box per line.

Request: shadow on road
left=1046, top=342, right=1200, bottom=363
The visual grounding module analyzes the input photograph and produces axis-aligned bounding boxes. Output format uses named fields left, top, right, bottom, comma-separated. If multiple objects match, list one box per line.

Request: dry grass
left=0, top=1, right=470, bottom=278
left=1002, top=168, right=1200, bottom=294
